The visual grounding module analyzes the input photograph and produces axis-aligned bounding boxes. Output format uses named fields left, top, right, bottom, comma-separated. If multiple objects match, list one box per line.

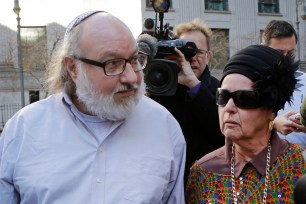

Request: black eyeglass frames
left=196, top=49, right=208, bottom=56
left=74, top=52, right=148, bottom=76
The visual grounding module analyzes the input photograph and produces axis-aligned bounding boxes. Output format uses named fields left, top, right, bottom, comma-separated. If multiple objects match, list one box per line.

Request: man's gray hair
left=43, top=27, right=81, bottom=95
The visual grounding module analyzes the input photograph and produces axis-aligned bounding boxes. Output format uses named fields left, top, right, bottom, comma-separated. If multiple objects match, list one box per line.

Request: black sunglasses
left=216, top=88, right=262, bottom=109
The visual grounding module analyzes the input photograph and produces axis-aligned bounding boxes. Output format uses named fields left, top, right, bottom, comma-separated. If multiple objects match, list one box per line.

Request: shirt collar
left=198, top=65, right=212, bottom=87
left=225, top=134, right=288, bottom=178
left=62, top=91, right=73, bottom=106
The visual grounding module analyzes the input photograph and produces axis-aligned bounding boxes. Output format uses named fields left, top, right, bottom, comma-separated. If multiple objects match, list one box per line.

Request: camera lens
left=148, top=67, right=169, bottom=87
left=144, top=59, right=179, bottom=96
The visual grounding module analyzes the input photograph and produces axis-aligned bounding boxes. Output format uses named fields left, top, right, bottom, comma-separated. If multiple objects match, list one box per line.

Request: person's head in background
left=262, top=20, right=297, bottom=60
left=174, top=18, right=212, bottom=78
left=44, top=11, right=146, bottom=121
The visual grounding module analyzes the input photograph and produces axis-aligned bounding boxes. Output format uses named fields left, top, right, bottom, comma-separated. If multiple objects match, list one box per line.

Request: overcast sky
left=0, top=0, right=142, bottom=37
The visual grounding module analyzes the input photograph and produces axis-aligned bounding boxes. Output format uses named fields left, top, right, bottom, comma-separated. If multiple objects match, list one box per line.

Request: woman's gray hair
left=43, top=27, right=82, bottom=95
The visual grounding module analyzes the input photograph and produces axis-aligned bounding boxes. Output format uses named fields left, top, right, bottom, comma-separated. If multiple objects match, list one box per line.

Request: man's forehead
left=269, top=37, right=296, bottom=50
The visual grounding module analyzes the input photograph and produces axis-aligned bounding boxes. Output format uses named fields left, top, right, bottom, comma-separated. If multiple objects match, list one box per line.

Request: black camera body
left=143, top=0, right=198, bottom=96
left=156, top=39, right=197, bottom=59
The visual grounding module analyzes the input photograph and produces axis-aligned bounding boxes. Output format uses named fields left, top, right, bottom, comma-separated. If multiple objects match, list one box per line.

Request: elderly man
left=0, top=11, right=186, bottom=204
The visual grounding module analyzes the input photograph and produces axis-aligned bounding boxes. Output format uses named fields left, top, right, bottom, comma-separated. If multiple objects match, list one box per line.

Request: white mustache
left=114, top=83, right=139, bottom=93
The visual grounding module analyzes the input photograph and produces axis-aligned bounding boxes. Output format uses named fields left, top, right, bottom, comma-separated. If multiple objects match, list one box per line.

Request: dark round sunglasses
left=216, top=88, right=262, bottom=109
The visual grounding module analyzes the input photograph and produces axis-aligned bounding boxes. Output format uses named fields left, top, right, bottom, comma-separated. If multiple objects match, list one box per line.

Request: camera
left=156, top=39, right=197, bottom=59
left=143, top=0, right=197, bottom=96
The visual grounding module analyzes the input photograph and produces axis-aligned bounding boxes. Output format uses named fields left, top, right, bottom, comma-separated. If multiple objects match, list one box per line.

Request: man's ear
left=64, top=57, right=78, bottom=82
left=206, top=50, right=212, bottom=64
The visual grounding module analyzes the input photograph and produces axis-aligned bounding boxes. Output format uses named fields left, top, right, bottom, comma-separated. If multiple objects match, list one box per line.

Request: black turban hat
left=221, top=44, right=297, bottom=113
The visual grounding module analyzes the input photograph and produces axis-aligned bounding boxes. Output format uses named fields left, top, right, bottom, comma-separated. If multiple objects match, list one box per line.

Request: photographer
left=149, top=18, right=224, bottom=185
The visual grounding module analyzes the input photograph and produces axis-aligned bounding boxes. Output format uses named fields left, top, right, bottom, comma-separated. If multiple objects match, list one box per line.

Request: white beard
left=75, top=64, right=145, bottom=121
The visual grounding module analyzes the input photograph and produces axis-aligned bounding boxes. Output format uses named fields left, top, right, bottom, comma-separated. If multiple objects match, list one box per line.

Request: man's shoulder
left=140, top=95, right=166, bottom=107
left=2, top=94, right=63, bottom=136
left=137, top=96, right=174, bottom=116
left=137, top=96, right=181, bottom=123
left=12, top=94, right=63, bottom=121
left=210, top=75, right=220, bottom=87
left=134, top=96, right=185, bottom=142
left=199, top=69, right=220, bottom=90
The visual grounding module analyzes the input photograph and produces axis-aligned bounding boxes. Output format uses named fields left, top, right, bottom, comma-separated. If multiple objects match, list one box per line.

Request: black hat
left=221, top=44, right=296, bottom=113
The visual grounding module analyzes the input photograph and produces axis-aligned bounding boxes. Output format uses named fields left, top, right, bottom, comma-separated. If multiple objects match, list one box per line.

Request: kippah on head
left=65, top=10, right=106, bottom=37
left=221, top=44, right=297, bottom=113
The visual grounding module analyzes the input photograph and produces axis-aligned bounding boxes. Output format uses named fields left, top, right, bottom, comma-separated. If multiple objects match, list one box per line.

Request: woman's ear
left=64, top=57, right=78, bottom=82
left=270, top=112, right=276, bottom=121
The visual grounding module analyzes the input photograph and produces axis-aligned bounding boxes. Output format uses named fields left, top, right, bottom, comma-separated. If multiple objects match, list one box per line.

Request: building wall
left=0, top=25, right=17, bottom=66
left=0, top=23, right=64, bottom=107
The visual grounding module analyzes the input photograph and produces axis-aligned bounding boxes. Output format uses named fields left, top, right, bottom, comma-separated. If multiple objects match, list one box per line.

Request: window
left=20, top=26, right=47, bottom=71
left=258, top=0, right=279, bottom=14
left=146, top=0, right=173, bottom=9
left=210, top=29, right=229, bottom=70
left=146, top=0, right=152, bottom=8
left=205, top=0, right=229, bottom=11
left=259, top=30, right=264, bottom=44
left=29, top=90, right=39, bottom=104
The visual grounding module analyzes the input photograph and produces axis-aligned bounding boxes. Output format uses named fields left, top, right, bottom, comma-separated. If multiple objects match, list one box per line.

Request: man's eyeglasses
left=196, top=49, right=208, bottom=56
left=74, top=52, right=148, bottom=76
left=216, top=88, right=262, bottom=109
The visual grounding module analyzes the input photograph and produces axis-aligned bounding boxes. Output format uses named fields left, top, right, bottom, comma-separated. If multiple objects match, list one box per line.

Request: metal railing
left=0, top=104, right=21, bottom=131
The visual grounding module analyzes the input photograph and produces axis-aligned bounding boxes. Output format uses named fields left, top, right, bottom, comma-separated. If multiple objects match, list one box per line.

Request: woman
left=186, top=45, right=306, bottom=203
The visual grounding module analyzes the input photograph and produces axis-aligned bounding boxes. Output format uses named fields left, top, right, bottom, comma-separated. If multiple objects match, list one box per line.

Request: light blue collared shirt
left=0, top=93, right=186, bottom=204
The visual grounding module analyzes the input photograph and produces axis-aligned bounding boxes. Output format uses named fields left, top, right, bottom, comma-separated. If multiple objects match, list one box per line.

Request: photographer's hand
left=165, top=48, right=200, bottom=88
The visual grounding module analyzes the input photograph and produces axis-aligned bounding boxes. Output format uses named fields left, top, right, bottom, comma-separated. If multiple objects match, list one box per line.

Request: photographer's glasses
left=196, top=49, right=208, bottom=56
left=216, top=88, right=262, bottom=109
left=74, top=52, right=148, bottom=76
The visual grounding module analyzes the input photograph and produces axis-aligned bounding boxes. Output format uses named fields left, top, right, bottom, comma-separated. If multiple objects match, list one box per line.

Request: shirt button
left=99, top=147, right=103, bottom=152
left=96, top=178, right=102, bottom=183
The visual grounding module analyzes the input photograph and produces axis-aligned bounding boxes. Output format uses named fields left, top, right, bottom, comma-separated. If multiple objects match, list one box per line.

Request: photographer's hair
left=262, top=20, right=298, bottom=46
left=174, top=18, right=213, bottom=50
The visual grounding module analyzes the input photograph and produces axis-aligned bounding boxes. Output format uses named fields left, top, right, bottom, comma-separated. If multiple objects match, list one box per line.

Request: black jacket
left=150, top=66, right=224, bottom=185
